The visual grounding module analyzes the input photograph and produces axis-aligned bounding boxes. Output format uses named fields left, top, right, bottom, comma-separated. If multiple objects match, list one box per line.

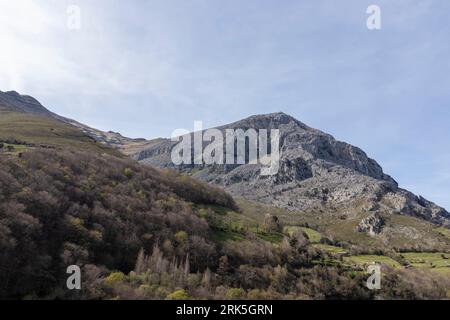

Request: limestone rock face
left=133, top=112, right=449, bottom=226
left=356, top=213, right=385, bottom=236
left=263, top=214, right=282, bottom=233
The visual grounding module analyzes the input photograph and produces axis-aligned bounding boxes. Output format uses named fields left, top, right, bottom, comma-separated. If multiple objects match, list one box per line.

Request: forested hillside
left=0, top=148, right=234, bottom=298
left=1, top=148, right=449, bottom=299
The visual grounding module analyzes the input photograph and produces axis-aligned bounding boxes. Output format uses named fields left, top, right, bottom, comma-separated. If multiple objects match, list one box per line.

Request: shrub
left=166, top=289, right=190, bottom=300
left=226, top=288, right=246, bottom=300
left=123, top=168, right=133, bottom=178
left=105, top=272, right=126, bottom=286
left=175, top=231, right=188, bottom=243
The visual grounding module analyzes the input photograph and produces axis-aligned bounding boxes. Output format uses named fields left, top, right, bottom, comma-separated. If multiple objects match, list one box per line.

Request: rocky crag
left=133, top=112, right=450, bottom=230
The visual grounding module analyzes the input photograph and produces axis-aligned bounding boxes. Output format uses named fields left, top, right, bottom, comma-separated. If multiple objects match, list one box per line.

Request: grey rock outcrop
left=263, top=214, right=282, bottom=233
left=134, top=112, right=450, bottom=226
left=356, top=213, right=385, bottom=236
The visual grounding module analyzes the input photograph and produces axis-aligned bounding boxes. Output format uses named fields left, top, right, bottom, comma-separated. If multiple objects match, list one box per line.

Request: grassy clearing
left=344, top=255, right=401, bottom=268
left=211, top=229, right=245, bottom=242
left=0, top=143, right=29, bottom=155
left=206, top=205, right=284, bottom=244
left=283, top=226, right=301, bottom=237
left=382, top=215, right=450, bottom=251
left=323, top=214, right=383, bottom=248
left=257, top=232, right=284, bottom=244
left=432, top=267, right=450, bottom=275
left=300, top=227, right=322, bottom=243
left=196, top=204, right=233, bottom=216
left=284, top=226, right=322, bottom=243
left=236, top=199, right=385, bottom=249
left=436, top=227, right=450, bottom=240
left=236, top=198, right=450, bottom=253
left=234, top=198, right=299, bottom=224
left=401, top=252, right=450, bottom=269
left=312, top=244, right=347, bottom=255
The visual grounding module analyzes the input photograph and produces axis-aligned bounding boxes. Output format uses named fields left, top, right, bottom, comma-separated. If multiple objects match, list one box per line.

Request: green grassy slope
left=0, top=107, right=117, bottom=154
left=198, top=199, right=450, bottom=279
left=235, top=198, right=450, bottom=252
left=218, top=198, right=450, bottom=277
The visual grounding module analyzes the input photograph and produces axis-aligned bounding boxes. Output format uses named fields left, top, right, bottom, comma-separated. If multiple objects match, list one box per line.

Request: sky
left=0, top=0, right=449, bottom=210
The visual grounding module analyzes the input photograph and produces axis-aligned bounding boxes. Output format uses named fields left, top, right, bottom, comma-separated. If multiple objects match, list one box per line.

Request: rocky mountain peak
left=217, top=111, right=312, bottom=133
left=135, top=113, right=449, bottom=227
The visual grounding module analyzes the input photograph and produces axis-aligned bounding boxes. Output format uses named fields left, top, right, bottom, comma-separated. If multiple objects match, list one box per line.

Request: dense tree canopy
left=0, top=148, right=234, bottom=298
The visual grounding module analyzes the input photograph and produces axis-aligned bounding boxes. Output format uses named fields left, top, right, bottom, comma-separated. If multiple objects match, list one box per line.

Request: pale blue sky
left=0, top=0, right=449, bottom=209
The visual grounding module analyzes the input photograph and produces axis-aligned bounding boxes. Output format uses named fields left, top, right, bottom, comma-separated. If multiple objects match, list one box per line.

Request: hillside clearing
left=343, top=255, right=401, bottom=269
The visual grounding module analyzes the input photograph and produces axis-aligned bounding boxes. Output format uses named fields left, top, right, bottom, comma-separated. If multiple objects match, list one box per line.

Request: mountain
left=2, top=89, right=448, bottom=231
left=132, top=112, right=450, bottom=230
left=2, top=90, right=450, bottom=299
